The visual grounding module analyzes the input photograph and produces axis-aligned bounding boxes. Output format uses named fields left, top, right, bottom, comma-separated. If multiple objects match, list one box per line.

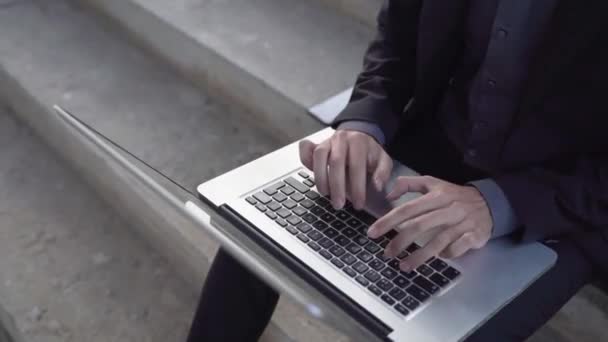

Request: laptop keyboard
left=245, top=171, right=461, bottom=318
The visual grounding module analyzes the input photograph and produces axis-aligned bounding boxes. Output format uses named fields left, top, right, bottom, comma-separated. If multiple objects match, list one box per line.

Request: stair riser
left=78, top=0, right=323, bottom=143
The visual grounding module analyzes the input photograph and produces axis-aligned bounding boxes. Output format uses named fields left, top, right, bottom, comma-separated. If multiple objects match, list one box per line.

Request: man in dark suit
left=187, top=0, right=608, bottom=341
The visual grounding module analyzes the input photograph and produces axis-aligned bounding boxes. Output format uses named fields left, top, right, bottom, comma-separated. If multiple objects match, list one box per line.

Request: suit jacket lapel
left=523, top=0, right=607, bottom=107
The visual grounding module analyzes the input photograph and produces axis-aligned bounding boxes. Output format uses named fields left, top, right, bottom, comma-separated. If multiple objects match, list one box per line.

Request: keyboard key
left=308, top=242, right=321, bottom=251
left=300, top=199, right=315, bottom=209
left=245, top=197, right=257, bottom=205
left=430, top=273, right=450, bottom=287
left=285, top=177, right=309, bottom=193
left=381, top=294, right=396, bottom=306
left=381, top=267, right=398, bottom=279
left=365, top=243, right=381, bottom=254
left=342, top=228, right=357, bottom=238
left=368, top=285, right=383, bottom=297
left=393, top=276, right=410, bottom=288
left=346, top=218, right=362, bottom=229
left=331, top=220, right=346, bottom=230
left=402, top=296, right=420, bottom=311
left=324, top=205, right=338, bottom=214
left=401, top=270, right=418, bottom=279
left=306, top=191, right=321, bottom=200
left=263, top=182, right=284, bottom=195
left=356, top=276, right=370, bottom=287
left=417, top=264, right=434, bottom=277
left=353, top=262, right=369, bottom=274
left=406, top=243, right=421, bottom=253
left=272, top=192, right=287, bottom=203
left=388, top=260, right=401, bottom=270
left=320, top=213, right=335, bottom=223
left=315, top=197, right=331, bottom=208
left=286, top=226, right=298, bottom=235
left=281, top=186, right=296, bottom=195
left=303, top=179, right=315, bottom=187
left=354, top=236, right=369, bottom=246
left=287, top=216, right=302, bottom=226
left=265, top=211, right=277, bottom=220
left=413, top=276, right=440, bottom=295
left=334, top=235, right=350, bottom=247
left=318, top=237, right=333, bottom=249
left=255, top=204, right=267, bottom=212
left=323, top=228, right=339, bottom=238
left=340, top=253, right=357, bottom=265
left=331, top=258, right=345, bottom=268
left=329, top=246, right=346, bottom=257
left=343, top=267, right=357, bottom=278
left=368, top=259, right=385, bottom=271
left=296, top=223, right=312, bottom=233
left=357, top=251, right=374, bottom=263
left=277, top=208, right=291, bottom=218
left=346, top=243, right=362, bottom=254
left=336, top=211, right=351, bottom=221
left=376, top=252, right=391, bottom=262
left=293, top=207, right=307, bottom=216
left=394, top=304, right=410, bottom=316
left=297, top=234, right=310, bottom=243
left=364, top=270, right=381, bottom=282
left=312, top=220, right=328, bottom=231
left=389, top=288, right=406, bottom=301
left=302, top=213, right=317, bottom=223
left=289, top=191, right=302, bottom=200
left=253, top=192, right=272, bottom=204
left=282, top=199, right=297, bottom=209
left=310, top=205, right=326, bottom=216
left=377, top=278, right=394, bottom=292
left=350, top=210, right=376, bottom=225
left=306, top=230, right=323, bottom=241
left=267, top=201, right=282, bottom=211
left=386, top=230, right=398, bottom=239
left=298, top=171, right=310, bottom=179
left=442, top=266, right=461, bottom=280
left=320, top=250, right=332, bottom=260
left=379, top=239, right=389, bottom=248
left=406, top=285, right=430, bottom=303
left=397, top=251, right=409, bottom=259
left=429, top=259, right=448, bottom=272
left=275, top=219, right=287, bottom=227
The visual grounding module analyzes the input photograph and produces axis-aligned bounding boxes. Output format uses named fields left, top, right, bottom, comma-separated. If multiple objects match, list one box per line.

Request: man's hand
left=368, top=176, right=493, bottom=271
left=299, top=130, right=393, bottom=210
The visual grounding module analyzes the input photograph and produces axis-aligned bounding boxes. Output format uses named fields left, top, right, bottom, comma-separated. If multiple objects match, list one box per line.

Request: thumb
left=386, top=176, right=436, bottom=201
left=299, top=139, right=316, bottom=170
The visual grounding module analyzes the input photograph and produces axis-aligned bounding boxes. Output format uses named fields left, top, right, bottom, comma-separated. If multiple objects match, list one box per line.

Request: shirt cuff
left=337, top=121, right=386, bottom=145
left=469, top=178, right=519, bottom=239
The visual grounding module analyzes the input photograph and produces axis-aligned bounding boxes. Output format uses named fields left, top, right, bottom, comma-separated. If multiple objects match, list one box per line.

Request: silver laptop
left=54, top=106, right=556, bottom=342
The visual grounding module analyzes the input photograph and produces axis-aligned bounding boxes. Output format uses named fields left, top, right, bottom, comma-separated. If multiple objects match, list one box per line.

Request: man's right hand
left=299, top=130, right=393, bottom=210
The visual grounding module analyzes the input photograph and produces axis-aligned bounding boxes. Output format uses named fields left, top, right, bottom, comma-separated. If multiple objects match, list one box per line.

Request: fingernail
left=367, top=227, right=377, bottom=238
left=400, top=262, right=412, bottom=272
left=374, top=177, right=382, bottom=190
left=333, top=198, right=344, bottom=209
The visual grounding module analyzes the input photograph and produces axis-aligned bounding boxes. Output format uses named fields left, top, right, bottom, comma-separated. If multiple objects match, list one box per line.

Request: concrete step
left=77, top=0, right=374, bottom=137
left=0, top=1, right=344, bottom=341
left=314, top=0, right=383, bottom=28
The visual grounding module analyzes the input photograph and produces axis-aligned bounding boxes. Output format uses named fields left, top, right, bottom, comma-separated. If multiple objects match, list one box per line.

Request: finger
left=348, top=138, right=368, bottom=210
left=384, top=208, right=462, bottom=258
left=328, top=136, right=348, bottom=209
left=440, top=229, right=485, bottom=259
left=400, top=223, right=471, bottom=271
left=371, top=149, right=393, bottom=192
left=386, top=176, right=439, bottom=201
left=299, top=140, right=317, bottom=170
left=368, top=191, right=450, bottom=238
left=313, top=141, right=331, bottom=196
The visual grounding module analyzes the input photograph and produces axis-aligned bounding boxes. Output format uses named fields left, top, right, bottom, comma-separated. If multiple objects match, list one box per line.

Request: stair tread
left=0, top=0, right=279, bottom=190
left=122, top=0, right=373, bottom=108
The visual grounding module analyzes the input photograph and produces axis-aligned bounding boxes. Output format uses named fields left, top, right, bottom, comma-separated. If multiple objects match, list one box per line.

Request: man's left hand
left=368, top=176, right=493, bottom=272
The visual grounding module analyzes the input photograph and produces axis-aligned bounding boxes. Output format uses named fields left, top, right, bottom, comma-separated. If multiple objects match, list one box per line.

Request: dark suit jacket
left=333, top=0, right=608, bottom=242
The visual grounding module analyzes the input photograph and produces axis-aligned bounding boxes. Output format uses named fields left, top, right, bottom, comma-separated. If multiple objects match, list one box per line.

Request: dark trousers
left=187, top=119, right=598, bottom=341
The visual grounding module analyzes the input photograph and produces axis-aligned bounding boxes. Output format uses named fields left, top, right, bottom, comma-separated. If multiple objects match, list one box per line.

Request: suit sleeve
left=331, top=0, right=422, bottom=143
left=494, top=156, right=608, bottom=242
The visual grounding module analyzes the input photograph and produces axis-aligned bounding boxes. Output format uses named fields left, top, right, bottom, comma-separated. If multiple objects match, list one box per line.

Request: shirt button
left=496, top=28, right=508, bottom=38
left=467, top=149, right=478, bottom=158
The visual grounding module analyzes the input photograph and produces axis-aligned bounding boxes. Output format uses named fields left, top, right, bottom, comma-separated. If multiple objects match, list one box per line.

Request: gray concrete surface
left=314, top=0, right=382, bottom=28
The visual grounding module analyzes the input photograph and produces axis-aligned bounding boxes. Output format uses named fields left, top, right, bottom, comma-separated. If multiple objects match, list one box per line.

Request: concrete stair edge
left=315, top=0, right=383, bottom=28
left=77, top=0, right=324, bottom=143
